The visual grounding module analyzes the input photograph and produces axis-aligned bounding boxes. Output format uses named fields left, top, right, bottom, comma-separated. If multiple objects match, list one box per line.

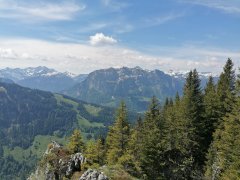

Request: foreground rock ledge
left=79, top=169, right=108, bottom=180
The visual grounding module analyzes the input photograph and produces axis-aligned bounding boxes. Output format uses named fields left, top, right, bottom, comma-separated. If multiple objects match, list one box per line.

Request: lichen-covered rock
left=28, top=141, right=86, bottom=180
left=79, top=169, right=108, bottom=180
left=66, top=153, right=86, bottom=176
left=45, top=141, right=61, bottom=154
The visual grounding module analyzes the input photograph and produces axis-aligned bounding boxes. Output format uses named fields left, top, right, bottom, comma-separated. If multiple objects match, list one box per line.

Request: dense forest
left=32, top=58, right=240, bottom=179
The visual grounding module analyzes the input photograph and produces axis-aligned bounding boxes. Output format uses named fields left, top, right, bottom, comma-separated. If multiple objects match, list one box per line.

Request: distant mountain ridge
left=0, top=66, right=87, bottom=92
left=64, top=66, right=185, bottom=111
left=166, top=69, right=219, bottom=79
left=0, top=66, right=218, bottom=111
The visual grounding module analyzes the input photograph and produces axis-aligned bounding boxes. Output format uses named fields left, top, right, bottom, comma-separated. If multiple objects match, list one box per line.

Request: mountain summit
left=64, top=66, right=184, bottom=111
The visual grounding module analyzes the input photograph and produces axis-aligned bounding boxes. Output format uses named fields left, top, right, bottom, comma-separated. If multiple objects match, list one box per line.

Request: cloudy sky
left=0, top=0, right=239, bottom=74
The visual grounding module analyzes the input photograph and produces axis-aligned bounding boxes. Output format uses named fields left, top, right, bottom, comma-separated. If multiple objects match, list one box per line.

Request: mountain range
left=0, top=66, right=87, bottom=92
left=0, top=66, right=218, bottom=112
left=63, top=67, right=218, bottom=111
left=63, top=67, right=184, bottom=112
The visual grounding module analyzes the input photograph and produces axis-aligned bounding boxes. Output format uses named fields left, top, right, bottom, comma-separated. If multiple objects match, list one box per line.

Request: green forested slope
left=0, top=82, right=118, bottom=179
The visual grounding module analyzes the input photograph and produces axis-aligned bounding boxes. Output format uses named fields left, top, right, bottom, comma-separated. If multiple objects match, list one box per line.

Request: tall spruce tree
left=139, top=96, right=167, bottom=179
left=106, top=101, right=130, bottom=165
left=180, top=69, right=204, bottom=178
left=202, top=76, right=220, bottom=154
left=205, top=94, right=240, bottom=179
left=162, top=96, right=191, bottom=179
left=205, top=65, right=239, bottom=179
left=217, top=58, right=235, bottom=117
left=224, top=58, right=235, bottom=92
left=128, top=117, right=143, bottom=172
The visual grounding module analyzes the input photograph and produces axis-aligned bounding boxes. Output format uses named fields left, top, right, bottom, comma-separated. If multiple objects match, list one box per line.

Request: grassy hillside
left=0, top=82, right=121, bottom=179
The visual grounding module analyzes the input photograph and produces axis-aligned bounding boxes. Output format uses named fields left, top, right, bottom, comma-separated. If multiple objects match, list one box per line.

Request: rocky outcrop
left=28, top=141, right=86, bottom=180
left=65, top=153, right=86, bottom=176
left=79, top=169, right=108, bottom=180
left=45, top=141, right=61, bottom=154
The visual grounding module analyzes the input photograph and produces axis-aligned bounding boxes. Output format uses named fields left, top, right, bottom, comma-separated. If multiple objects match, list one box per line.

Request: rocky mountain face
left=0, top=81, right=117, bottom=179
left=64, top=66, right=184, bottom=112
left=0, top=66, right=87, bottom=92
left=64, top=67, right=219, bottom=112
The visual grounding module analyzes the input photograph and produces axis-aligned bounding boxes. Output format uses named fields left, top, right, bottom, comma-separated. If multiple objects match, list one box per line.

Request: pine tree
left=85, top=140, right=98, bottom=166
left=95, top=138, right=106, bottom=165
left=106, top=101, right=130, bottom=165
left=139, top=96, right=167, bottom=179
left=205, top=96, right=240, bottom=179
left=205, top=66, right=239, bottom=179
left=216, top=58, right=235, bottom=117
left=202, top=76, right=220, bottom=153
left=169, top=98, right=174, bottom=106
left=184, top=70, right=203, bottom=153
left=223, top=58, right=235, bottom=92
left=175, top=92, right=180, bottom=103
left=176, top=69, right=204, bottom=178
left=128, top=117, right=144, bottom=176
left=164, top=97, right=169, bottom=107
left=163, top=97, right=190, bottom=179
left=67, top=129, right=85, bottom=153
left=85, top=138, right=105, bottom=167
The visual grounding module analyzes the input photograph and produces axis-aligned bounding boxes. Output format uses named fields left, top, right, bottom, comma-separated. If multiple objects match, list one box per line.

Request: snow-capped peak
left=0, top=66, right=75, bottom=81
left=165, top=69, right=219, bottom=79
left=63, top=71, right=77, bottom=78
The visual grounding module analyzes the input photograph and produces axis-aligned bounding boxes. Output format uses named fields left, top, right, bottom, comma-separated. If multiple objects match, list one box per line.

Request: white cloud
left=0, top=0, right=85, bottom=22
left=114, top=24, right=134, bottom=34
left=182, top=0, right=240, bottom=15
left=0, top=48, right=17, bottom=59
left=101, top=0, right=129, bottom=11
left=78, top=23, right=107, bottom=33
left=0, top=38, right=239, bottom=74
left=144, top=13, right=185, bottom=27
left=89, top=33, right=118, bottom=46
left=0, top=48, right=32, bottom=60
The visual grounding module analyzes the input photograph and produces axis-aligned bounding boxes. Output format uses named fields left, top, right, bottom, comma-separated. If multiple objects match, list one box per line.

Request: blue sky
left=0, top=0, right=239, bottom=74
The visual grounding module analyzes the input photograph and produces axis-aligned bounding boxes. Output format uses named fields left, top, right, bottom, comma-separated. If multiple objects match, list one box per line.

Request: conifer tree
left=183, top=70, right=203, bottom=157
left=128, top=117, right=144, bottom=176
left=85, top=140, right=97, bottom=166
left=85, top=138, right=105, bottom=167
left=202, top=76, right=220, bottom=152
left=205, top=66, right=239, bottom=179
left=164, top=97, right=169, bottom=107
left=106, top=101, right=130, bottom=165
left=95, top=138, right=106, bottom=165
left=162, top=96, right=190, bottom=179
left=223, top=58, right=235, bottom=92
left=175, top=92, right=180, bottom=103
left=176, top=69, right=204, bottom=178
left=140, top=96, right=167, bottom=179
left=216, top=58, right=235, bottom=117
left=169, top=98, right=174, bottom=106
left=67, top=129, right=85, bottom=153
left=205, top=95, right=240, bottom=179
